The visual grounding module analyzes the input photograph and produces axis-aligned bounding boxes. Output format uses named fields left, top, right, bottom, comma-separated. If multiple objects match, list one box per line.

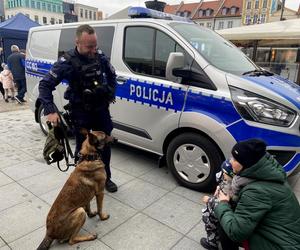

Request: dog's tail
left=36, top=235, right=53, bottom=250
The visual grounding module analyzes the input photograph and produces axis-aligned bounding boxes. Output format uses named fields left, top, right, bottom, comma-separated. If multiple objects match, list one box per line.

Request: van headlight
left=230, top=86, right=296, bottom=127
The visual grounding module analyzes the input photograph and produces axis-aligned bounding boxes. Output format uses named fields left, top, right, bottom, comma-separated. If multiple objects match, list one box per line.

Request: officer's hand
left=47, top=112, right=60, bottom=127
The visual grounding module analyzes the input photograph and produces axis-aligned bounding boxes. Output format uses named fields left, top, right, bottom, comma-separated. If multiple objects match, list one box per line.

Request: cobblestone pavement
left=0, top=106, right=299, bottom=250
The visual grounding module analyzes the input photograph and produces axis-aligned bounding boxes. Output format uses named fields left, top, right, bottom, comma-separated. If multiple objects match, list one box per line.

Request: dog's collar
left=77, top=153, right=101, bottom=163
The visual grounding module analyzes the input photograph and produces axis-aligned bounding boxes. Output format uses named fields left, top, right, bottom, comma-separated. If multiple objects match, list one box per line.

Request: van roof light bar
left=128, top=7, right=193, bottom=22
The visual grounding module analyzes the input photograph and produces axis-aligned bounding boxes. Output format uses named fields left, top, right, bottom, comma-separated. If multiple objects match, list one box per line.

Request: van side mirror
left=166, top=52, right=184, bottom=82
left=173, top=68, right=217, bottom=90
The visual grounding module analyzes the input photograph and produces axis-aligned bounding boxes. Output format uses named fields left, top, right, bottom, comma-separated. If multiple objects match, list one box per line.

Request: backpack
left=43, top=122, right=65, bottom=165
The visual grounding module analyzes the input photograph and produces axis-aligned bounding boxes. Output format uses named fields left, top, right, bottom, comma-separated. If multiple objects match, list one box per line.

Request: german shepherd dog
left=37, top=129, right=113, bottom=249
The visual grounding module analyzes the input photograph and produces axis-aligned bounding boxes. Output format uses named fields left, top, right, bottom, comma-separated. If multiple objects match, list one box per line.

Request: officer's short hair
left=76, top=25, right=95, bottom=39
left=11, top=45, right=19, bottom=52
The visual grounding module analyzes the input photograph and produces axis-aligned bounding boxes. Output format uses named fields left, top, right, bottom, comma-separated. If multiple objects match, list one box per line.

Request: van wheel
left=38, top=105, right=49, bottom=136
left=166, top=133, right=223, bottom=192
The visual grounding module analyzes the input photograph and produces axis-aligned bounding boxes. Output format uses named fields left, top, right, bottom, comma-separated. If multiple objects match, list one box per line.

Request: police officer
left=38, top=24, right=118, bottom=192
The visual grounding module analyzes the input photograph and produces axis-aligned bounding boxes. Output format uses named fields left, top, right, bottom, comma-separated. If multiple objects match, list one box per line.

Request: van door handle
left=116, top=76, right=127, bottom=84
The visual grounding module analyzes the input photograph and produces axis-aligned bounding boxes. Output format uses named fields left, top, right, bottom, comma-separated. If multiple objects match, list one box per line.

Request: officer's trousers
left=71, top=106, right=113, bottom=179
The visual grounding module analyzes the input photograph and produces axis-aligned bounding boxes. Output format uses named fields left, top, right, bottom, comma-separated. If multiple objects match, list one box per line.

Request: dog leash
left=54, top=105, right=75, bottom=172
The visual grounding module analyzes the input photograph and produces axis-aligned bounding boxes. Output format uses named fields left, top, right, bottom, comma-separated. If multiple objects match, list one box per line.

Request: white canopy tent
left=216, top=19, right=300, bottom=41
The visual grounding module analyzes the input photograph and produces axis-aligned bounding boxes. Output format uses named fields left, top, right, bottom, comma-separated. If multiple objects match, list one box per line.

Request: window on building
left=206, top=9, right=211, bottom=16
left=89, top=10, right=92, bottom=19
left=253, top=14, right=258, bottom=23
left=42, top=2, right=46, bottom=10
left=93, top=12, right=96, bottom=20
left=59, top=19, right=62, bottom=24
left=85, top=9, right=88, bottom=18
left=255, top=0, right=259, bottom=9
left=199, top=9, right=203, bottom=16
left=222, top=8, right=227, bottom=15
left=47, top=3, right=51, bottom=11
left=43, top=16, right=47, bottom=24
left=34, top=15, right=39, bottom=23
left=218, top=21, right=224, bottom=30
left=260, top=13, right=266, bottom=23
left=263, top=0, right=267, bottom=8
left=31, top=0, right=35, bottom=8
left=245, top=15, right=251, bottom=24
left=227, top=20, right=233, bottom=28
left=207, top=22, right=212, bottom=28
left=230, top=7, right=236, bottom=15
left=52, top=5, right=56, bottom=12
left=199, top=23, right=204, bottom=26
left=80, top=9, right=83, bottom=17
left=36, top=1, right=40, bottom=9
left=246, top=0, right=251, bottom=9
left=57, top=5, right=61, bottom=12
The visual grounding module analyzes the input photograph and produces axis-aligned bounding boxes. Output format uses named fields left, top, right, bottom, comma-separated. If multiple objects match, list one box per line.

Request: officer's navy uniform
left=39, top=48, right=117, bottom=181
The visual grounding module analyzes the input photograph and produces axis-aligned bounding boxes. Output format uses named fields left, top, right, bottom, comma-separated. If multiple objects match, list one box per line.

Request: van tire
left=38, top=105, right=49, bottom=136
left=166, top=133, right=222, bottom=192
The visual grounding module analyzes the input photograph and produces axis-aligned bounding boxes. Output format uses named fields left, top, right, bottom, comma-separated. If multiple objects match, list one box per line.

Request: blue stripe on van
left=227, top=120, right=300, bottom=147
left=184, top=89, right=241, bottom=125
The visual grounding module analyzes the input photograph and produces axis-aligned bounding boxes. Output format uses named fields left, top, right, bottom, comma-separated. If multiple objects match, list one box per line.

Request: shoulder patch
left=49, top=70, right=58, bottom=79
left=59, top=56, right=66, bottom=62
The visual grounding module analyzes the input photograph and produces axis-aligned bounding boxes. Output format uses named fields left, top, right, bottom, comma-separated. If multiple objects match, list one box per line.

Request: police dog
left=37, top=129, right=113, bottom=249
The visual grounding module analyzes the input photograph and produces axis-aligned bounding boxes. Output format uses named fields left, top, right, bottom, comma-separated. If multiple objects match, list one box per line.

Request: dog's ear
left=88, top=132, right=98, bottom=146
left=105, top=135, right=115, bottom=144
left=80, top=128, right=89, bottom=137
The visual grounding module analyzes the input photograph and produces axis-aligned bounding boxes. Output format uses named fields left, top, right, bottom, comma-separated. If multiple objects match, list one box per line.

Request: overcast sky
left=76, top=0, right=300, bottom=17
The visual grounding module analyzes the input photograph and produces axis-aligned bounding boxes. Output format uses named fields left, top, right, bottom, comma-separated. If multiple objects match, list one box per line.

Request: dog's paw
left=87, top=211, right=97, bottom=218
left=99, top=213, right=110, bottom=221
left=91, top=233, right=98, bottom=240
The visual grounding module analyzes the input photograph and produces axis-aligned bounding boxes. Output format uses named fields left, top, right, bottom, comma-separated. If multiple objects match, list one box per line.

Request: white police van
left=26, top=7, right=300, bottom=191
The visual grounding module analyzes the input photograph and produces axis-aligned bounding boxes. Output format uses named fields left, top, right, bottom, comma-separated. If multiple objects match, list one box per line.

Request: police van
left=26, top=7, right=300, bottom=191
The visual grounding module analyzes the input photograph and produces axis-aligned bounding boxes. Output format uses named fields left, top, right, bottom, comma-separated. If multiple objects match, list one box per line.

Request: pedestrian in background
left=0, top=62, right=5, bottom=99
left=7, top=45, right=26, bottom=104
left=0, top=63, right=15, bottom=102
left=39, top=24, right=118, bottom=192
left=214, top=139, right=300, bottom=250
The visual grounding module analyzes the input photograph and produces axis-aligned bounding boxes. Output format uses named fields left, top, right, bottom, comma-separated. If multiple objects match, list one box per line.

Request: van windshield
left=169, top=22, right=258, bottom=75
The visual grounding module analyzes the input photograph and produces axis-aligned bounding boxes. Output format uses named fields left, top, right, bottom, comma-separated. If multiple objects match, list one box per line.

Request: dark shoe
left=105, top=179, right=118, bottom=193
left=4, top=99, right=8, bottom=103
left=14, top=96, right=22, bottom=104
left=21, top=99, right=27, bottom=102
left=200, top=238, right=218, bottom=250
left=11, top=97, right=15, bottom=101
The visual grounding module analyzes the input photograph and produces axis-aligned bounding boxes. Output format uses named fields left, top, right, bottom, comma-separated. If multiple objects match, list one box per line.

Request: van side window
left=124, top=26, right=192, bottom=78
left=58, top=26, right=115, bottom=59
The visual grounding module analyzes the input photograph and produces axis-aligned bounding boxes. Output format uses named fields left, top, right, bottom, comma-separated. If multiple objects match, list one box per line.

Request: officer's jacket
left=39, top=48, right=117, bottom=115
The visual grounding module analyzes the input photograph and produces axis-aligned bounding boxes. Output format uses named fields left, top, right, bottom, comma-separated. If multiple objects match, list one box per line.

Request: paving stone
left=83, top=195, right=137, bottom=238
left=102, top=213, right=182, bottom=250
left=0, top=245, right=10, bottom=250
left=171, top=237, right=203, bottom=250
left=0, top=238, right=5, bottom=248
left=112, top=151, right=156, bottom=177
left=139, top=167, right=178, bottom=191
left=144, top=192, right=201, bottom=234
left=9, top=227, right=111, bottom=250
left=0, top=172, right=14, bottom=187
left=186, top=222, right=206, bottom=243
left=1, top=159, right=52, bottom=181
left=39, top=187, right=62, bottom=205
left=107, top=167, right=136, bottom=187
left=18, top=169, right=69, bottom=196
left=173, top=186, right=210, bottom=205
left=112, top=179, right=168, bottom=210
left=0, top=182, right=35, bottom=211
left=0, top=198, right=49, bottom=243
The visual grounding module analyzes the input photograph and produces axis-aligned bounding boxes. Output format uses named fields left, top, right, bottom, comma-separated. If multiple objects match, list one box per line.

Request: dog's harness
left=77, top=153, right=102, bottom=164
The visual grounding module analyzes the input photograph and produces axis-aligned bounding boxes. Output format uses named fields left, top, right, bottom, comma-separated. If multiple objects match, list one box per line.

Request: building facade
left=74, top=3, right=99, bottom=22
left=164, top=0, right=242, bottom=30
left=242, top=0, right=272, bottom=25
left=0, top=0, right=5, bottom=21
left=5, top=0, right=64, bottom=25
left=63, top=1, right=77, bottom=23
